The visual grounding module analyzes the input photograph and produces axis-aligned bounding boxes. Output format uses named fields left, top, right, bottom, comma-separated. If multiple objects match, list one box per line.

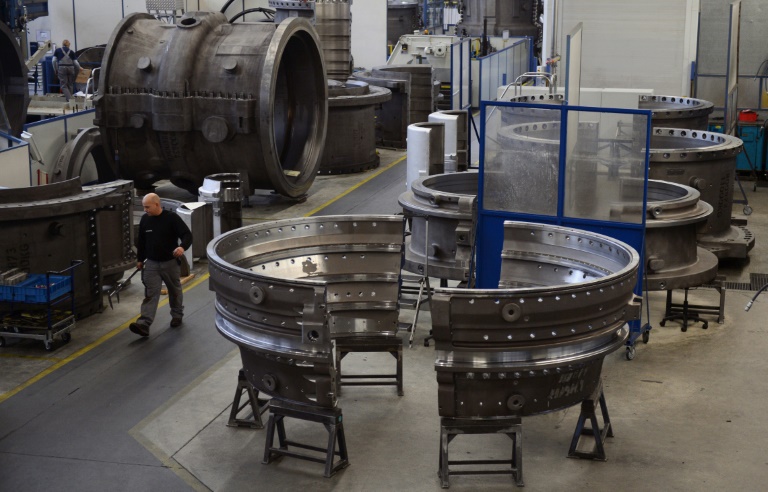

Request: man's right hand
left=137, top=261, right=143, bottom=270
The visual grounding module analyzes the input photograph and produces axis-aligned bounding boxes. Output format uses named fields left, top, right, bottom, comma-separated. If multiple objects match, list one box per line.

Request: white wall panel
left=351, top=0, right=387, bottom=70
left=559, top=0, right=699, bottom=96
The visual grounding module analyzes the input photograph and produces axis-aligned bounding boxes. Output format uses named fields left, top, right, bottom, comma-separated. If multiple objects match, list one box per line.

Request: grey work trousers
left=138, top=259, right=183, bottom=327
left=57, top=65, right=76, bottom=101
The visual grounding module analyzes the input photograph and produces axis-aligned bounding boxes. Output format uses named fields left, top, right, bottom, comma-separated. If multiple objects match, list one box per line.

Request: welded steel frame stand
left=567, top=380, right=613, bottom=461
left=227, top=369, right=269, bottom=429
left=262, top=399, right=349, bottom=478
left=438, top=416, right=523, bottom=488
left=335, top=337, right=404, bottom=396
left=659, top=276, right=726, bottom=332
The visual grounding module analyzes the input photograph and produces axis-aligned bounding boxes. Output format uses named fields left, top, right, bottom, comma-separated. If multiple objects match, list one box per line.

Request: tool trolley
left=0, top=261, right=82, bottom=351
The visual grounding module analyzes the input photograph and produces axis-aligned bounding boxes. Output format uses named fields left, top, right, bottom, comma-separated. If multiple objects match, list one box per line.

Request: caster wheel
left=625, top=346, right=636, bottom=361
left=659, top=320, right=666, bottom=327
left=681, top=325, right=688, bottom=333
left=424, top=339, right=430, bottom=347
left=0, top=336, right=5, bottom=347
left=702, top=322, right=708, bottom=330
left=61, top=332, right=71, bottom=343
left=642, top=330, right=650, bottom=344
left=44, top=340, right=53, bottom=351
left=744, top=206, right=753, bottom=216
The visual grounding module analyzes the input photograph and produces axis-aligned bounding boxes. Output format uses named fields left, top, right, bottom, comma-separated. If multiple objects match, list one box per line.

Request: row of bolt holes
left=230, top=221, right=380, bottom=245
left=532, top=230, right=627, bottom=258
left=259, top=254, right=367, bottom=270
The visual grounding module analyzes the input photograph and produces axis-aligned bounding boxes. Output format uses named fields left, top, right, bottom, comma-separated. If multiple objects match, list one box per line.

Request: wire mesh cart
left=0, top=261, right=82, bottom=351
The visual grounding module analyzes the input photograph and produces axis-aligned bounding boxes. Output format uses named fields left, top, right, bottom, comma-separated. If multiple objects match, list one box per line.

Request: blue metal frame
left=475, top=101, right=653, bottom=343
left=23, top=109, right=97, bottom=144
left=0, top=130, right=32, bottom=186
left=476, top=38, right=532, bottom=103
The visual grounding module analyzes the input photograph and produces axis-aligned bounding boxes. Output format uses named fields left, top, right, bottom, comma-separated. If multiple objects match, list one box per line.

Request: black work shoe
left=170, top=317, right=183, bottom=328
left=129, top=322, right=149, bottom=337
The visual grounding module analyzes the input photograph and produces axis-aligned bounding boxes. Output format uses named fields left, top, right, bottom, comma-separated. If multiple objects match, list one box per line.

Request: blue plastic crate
left=0, top=284, right=11, bottom=301
left=10, top=274, right=72, bottom=303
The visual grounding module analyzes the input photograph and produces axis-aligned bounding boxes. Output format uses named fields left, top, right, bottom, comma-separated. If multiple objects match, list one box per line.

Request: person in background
left=129, top=193, right=193, bottom=338
left=52, top=39, right=80, bottom=102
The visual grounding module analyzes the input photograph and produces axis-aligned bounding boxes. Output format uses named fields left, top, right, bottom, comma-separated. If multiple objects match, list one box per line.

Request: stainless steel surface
left=198, top=173, right=243, bottom=238
left=95, top=12, right=327, bottom=199
left=620, top=180, right=719, bottom=291
left=387, top=0, right=420, bottom=46
left=639, top=95, right=715, bottom=131
left=208, top=215, right=404, bottom=408
left=648, top=127, right=754, bottom=259
left=432, top=221, right=640, bottom=418
left=0, top=179, right=136, bottom=317
left=399, top=171, right=477, bottom=280
left=321, top=80, right=392, bottom=174
left=0, top=21, right=29, bottom=136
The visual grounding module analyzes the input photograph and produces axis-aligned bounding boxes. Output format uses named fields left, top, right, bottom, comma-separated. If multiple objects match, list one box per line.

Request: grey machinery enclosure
left=387, top=0, right=420, bottom=47
left=270, top=0, right=353, bottom=80
left=94, top=11, right=328, bottom=199
left=457, top=0, right=540, bottom=38
left=320, top=80, right=392, bottom=174
left=648, top=127, right=753, bottom=259
left=0, top=180, right=136, bottom=318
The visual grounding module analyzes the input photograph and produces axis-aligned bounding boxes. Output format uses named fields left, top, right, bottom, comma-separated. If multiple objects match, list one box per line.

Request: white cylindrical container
left=406, top=122, right=445, bottom=190
left=429, top=111, right=458, bottom=157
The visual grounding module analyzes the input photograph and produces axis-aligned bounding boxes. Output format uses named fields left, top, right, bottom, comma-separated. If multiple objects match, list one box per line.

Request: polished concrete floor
left=2, top=148, right=768, bottom=491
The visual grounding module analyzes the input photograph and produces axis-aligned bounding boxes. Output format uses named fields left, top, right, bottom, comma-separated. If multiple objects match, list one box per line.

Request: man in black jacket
left=130, top=193, right=193, bottom=337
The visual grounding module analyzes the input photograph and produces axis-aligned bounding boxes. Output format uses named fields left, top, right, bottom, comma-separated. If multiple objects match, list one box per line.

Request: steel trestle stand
left=567, top=380, right=613, bottom=461
left=262, top=399, right=350, bottom=478
left=438, top=417, right=523, bottom=488
left=335, top=337, right=404, bottom=396
left=227, top=369, right=270, bottom=429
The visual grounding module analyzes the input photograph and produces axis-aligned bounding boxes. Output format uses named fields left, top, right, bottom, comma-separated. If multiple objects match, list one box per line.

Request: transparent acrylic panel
left=490, top=58, right=500, bottom=101
left=483, top=105, right=562, bottom=215
left=461, top=40, right=471, bottom=108
left=451, top=42, right=461, bottom=109
left=480, top=58, right=492, bottom=102
left=563, top=110, right=649, bottom=224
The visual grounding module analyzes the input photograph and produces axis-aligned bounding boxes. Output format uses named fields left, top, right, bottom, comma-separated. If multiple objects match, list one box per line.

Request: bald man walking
left=130, top=193, right=193, bottom=337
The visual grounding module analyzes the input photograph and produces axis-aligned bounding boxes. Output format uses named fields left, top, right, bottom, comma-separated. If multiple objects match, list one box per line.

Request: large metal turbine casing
left=494, top=120, right=599, bottom=217
left=387, top=0, right=420, bottom=46
left=320, top=80, right=392, bottom=174
left=208, top=216, right=404, bottom=409
left=617, top=180, right=718, bottom=291
left=639, top=95, right=714, bottom=131
left=648, top=128, right=754, bottom=259
left=375, top=65, right=434, bottom=126
left=501, top=94, right=565, bottom=126
left=270, top=0, right=352, bottom=79
left=51, top=127, right=118, bottom=185
left=94, top=12, right=327, bottom=199
left=433, top=222, right=640, bottom=418
left=351, top=70, right=410, bottom=148
left=0, top=21, right=29, bottom=136
left=0, top=180, right=136, bottom=317
left=399, top=171, right=477, bottom=281
left=458, top=0, right=538, bottom=37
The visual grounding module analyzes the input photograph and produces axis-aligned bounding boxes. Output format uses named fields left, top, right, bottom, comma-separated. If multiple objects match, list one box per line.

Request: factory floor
left=2, top=149, right=768, bottom=491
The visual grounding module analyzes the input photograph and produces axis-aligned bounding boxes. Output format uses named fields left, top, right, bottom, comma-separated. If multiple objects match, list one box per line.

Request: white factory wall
left=557, top=0, right=699, bottom=96
left=351, top=1, right=387, bottom=70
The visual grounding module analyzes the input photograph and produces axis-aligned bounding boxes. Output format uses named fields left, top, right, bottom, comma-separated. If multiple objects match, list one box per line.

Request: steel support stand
left=438, top=416, right=523, bottom=488
left=335, top=337, right=404, bottom=396
left=227, top=369, right=269, bottom=429
left=262, top=399, right=349, bottom=478
left=567, top=380, right=613, bottom=461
